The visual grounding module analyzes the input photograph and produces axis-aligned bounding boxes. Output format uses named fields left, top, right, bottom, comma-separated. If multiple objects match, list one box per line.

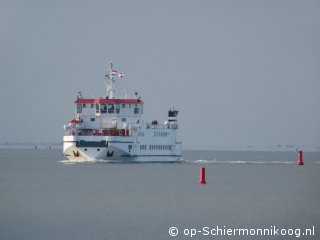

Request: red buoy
left=297, top=150, right=304, bottom=165
left=199, top=167, right=206, bottom=184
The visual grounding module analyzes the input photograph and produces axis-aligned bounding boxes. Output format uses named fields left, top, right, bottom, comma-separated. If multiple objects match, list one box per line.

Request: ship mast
left=105, top=61, right=125, bottom=98
left=105, top=61, right=115, bottom=98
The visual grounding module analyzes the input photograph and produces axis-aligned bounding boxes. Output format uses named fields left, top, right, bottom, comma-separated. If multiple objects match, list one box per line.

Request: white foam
left=181, top=159, right=296, bottom=164
left=59, top=158, right=135, bottom=164
left=58, top=159, right=96, bottom=164
left=59, top=158, right=298, bottom=165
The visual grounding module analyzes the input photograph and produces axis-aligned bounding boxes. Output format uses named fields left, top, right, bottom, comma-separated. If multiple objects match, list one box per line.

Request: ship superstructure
left=63, top=62, right=182, bottom=162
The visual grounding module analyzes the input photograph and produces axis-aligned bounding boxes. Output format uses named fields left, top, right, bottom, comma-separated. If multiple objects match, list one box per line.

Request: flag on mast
left=106, top=69, right=124, bottom=79
left=112, top=69, right=124, bottom=78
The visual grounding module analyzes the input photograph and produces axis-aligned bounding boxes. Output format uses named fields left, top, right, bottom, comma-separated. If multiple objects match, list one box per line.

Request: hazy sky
left=1, top=0, right=319, bottom=149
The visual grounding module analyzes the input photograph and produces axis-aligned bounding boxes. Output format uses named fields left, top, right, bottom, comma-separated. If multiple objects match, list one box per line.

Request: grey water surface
left=1, top=150, right=319, bottom=240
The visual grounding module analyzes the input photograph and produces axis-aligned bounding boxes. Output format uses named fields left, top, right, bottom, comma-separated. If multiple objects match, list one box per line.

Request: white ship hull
left=63, top=135, right=182, bottom=162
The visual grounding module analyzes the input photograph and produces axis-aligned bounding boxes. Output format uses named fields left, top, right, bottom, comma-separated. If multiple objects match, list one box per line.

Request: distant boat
left=63, top=62, right=182, bottom=162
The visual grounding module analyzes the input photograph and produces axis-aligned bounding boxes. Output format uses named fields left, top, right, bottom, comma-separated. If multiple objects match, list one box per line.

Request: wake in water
left=58, top=159, right=123, bottom=164
left=180, top=159, right=296, bottom=164
left=59, top=158, right=320, bottom=164
left=59, top=158, right=297, bottom=164
left=59, top=155, right=181, bottom=164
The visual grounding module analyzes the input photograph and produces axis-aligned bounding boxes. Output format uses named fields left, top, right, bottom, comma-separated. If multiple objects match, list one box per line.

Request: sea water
left=0, top=149, right=319, bottom=240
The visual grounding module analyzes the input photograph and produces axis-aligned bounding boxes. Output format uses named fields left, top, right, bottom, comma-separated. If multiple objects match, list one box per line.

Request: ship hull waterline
left=63, top=139, right=182, bottom=163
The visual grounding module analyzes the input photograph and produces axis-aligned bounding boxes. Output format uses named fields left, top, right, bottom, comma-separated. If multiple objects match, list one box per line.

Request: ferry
left=63, top=62, right=182, bottom=162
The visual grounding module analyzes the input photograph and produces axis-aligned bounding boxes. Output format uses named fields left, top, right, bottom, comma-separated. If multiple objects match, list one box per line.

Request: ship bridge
left=72, top=96, right=144, bottom=131
left=75, top=98, right=143, bottom=115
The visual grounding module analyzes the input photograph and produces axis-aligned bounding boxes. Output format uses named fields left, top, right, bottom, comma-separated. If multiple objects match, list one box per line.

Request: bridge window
left=95, top=104, right=100, bottom=113
left=101, top=104, right=107, bottom=113
left=134, top=104, right=139, bottom=114
left=108, top=104, right=114, bottom=113
left=77, top=104, right=82, bottom=113
left=116, top=104, right=120, bottom=114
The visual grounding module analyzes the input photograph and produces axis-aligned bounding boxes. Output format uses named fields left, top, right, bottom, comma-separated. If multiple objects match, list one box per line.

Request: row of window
left=139, top=145, right=172, bottom=151
left=89, top=117, right=126, bottom=122
left=82, top=145, right=171, bottom=152
left=98, top=104, right=120, bottom=114
left=82, top=103, right=138, bottom=109
left=140, top=145, right=147, bottom=150
left=77, top=104, right=143, bottom=114
left=154, top=132, right=169, bottom=137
